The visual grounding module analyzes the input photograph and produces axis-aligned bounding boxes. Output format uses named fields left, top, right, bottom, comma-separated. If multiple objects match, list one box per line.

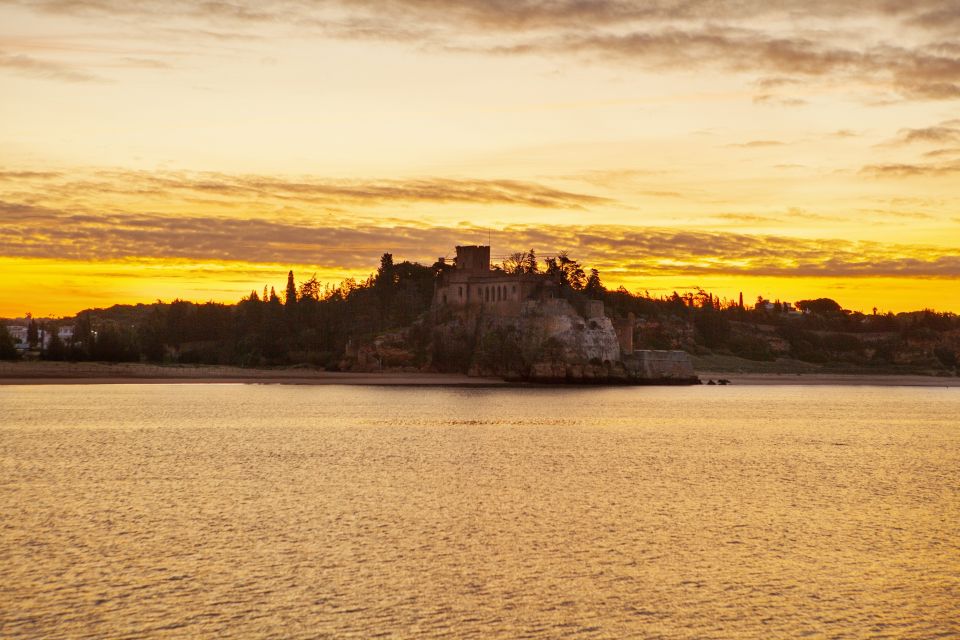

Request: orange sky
left=1, top=1, right=959, bottom=317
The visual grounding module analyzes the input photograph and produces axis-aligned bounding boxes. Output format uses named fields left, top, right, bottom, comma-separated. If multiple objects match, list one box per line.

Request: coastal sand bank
left=697, top=371, right=960, bottom=387
left=0, top=362, right=505, bottom=386
left=1, top=362, right=957, bottom=387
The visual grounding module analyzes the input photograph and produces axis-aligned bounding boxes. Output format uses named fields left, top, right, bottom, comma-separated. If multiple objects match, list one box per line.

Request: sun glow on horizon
left=2, top=255, right=956, bottom=319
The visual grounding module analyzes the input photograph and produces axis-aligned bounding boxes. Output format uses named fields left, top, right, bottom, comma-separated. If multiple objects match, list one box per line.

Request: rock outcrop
left=434, top=298, right=697, bottom=384
left=340, top=292, right=698, bottom=385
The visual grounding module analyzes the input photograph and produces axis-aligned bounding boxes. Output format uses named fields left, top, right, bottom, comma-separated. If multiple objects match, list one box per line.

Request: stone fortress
left=433, top=245, right=557, bottom=312
left=430, top=245, right=697, bottom=384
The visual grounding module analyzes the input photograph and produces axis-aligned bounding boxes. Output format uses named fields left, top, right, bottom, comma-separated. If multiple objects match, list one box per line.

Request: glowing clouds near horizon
left=0, top=1, right=959, bottom=315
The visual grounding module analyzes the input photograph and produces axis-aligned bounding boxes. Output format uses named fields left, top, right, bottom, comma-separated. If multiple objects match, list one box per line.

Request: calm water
left=1, top=384, right=958, bottom=639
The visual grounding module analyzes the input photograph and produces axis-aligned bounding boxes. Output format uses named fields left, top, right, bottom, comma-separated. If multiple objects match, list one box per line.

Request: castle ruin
left=432, top=245, right=558, bottom=314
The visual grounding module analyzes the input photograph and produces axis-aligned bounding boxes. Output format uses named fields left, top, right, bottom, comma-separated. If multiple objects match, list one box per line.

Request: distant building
left=755, top=299, right=800, bottom=315
left=6, top=325, right=28, bottom=349
left=4, top=324, right=74, bottom=351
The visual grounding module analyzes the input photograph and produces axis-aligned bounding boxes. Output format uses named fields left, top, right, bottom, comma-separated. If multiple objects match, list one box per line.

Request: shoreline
left=0, top=361, right=957, bottom=387
left=696, top=371, right=960, bottom=387
left=0, top=362, right=506, bottom=386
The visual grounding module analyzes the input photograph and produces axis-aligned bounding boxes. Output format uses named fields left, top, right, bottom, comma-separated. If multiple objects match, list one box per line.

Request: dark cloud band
left=3, top=201, right=958, bottom=278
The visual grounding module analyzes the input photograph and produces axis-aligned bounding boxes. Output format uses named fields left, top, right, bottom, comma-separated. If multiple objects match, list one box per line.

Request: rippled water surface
left=1, top=384, right=958, bottom=639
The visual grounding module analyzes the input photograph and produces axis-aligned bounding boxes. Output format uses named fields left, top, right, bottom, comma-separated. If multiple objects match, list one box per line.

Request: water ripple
left=1, top=384, right=958, bottom=638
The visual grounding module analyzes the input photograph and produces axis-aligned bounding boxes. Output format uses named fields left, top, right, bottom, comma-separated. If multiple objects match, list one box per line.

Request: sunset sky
left=2, top=0, right=959, bottom=317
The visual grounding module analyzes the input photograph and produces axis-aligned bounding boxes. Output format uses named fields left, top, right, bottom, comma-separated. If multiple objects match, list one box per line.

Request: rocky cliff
left=339, top=297, right=698, bottom=384
left=437, top=298, right=696, bottom=384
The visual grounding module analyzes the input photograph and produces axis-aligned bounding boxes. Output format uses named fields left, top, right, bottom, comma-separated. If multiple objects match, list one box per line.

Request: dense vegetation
left=3, top=250, right=958, bottom=375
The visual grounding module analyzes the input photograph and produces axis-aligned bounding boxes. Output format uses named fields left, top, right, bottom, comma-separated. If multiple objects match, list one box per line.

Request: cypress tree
left=27, top=316, right=38, bottom=347
left=285, top=270, right=297, bottom=308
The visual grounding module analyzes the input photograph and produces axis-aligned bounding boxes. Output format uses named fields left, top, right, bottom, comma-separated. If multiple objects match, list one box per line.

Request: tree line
left=1, top=250, right=957, bottom=373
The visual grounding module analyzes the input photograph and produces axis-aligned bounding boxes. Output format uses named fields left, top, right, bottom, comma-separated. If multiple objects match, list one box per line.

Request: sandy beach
left=0, top=361, right=506, bottom=386
left=697, top=371, right=960, bottom=387
left=1, top=361, right=957, bottom=387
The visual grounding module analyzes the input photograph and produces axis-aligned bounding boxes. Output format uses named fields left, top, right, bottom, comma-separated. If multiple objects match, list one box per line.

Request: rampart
left=624, top=350, right=697, bottom=383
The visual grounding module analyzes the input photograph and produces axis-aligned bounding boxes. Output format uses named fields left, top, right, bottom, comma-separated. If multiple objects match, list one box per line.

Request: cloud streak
left=479, top=27, right=960, bottom=100
left=0, top=169, right=612, bottom=210
left=5, top=1, right=960, bottom=99
left=12, top=1, right=960, bottom=32
left=861, top=160, right=960, bottom=177
left=886, top=119, right=960, bottom=145
left=0, top=50, right=102, bottom=82
left=726, top=140, right=787, bottom=148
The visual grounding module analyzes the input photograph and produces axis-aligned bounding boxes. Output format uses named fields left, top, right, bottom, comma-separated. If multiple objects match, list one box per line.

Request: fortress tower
left=453, top=245, right=490, bottom=272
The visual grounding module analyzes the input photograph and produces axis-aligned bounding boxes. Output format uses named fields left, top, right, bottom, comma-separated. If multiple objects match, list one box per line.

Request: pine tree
left=584, top=268, right=605, bottom=297
left=374, top=253, right=395, bottom=287
left=526, top=249, right=539, bottom=274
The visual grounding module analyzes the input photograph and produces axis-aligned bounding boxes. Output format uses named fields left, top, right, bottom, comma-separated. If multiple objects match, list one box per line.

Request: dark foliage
left=0, top=325, right=19, bottom=360
left=12, top=251, right=957, bottom=375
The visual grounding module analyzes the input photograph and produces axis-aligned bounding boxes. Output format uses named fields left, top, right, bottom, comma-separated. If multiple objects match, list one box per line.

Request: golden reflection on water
left=1, top=385, right=958, bottom=638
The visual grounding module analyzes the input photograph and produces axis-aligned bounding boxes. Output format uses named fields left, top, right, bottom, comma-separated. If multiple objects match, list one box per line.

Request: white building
left=6, top=325, right=28, bottom=347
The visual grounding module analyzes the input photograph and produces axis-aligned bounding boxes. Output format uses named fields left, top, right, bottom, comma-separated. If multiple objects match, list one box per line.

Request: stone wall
left=624, top=350, right=697, bottom=382
left=614, top=312, right=635, bottom=354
